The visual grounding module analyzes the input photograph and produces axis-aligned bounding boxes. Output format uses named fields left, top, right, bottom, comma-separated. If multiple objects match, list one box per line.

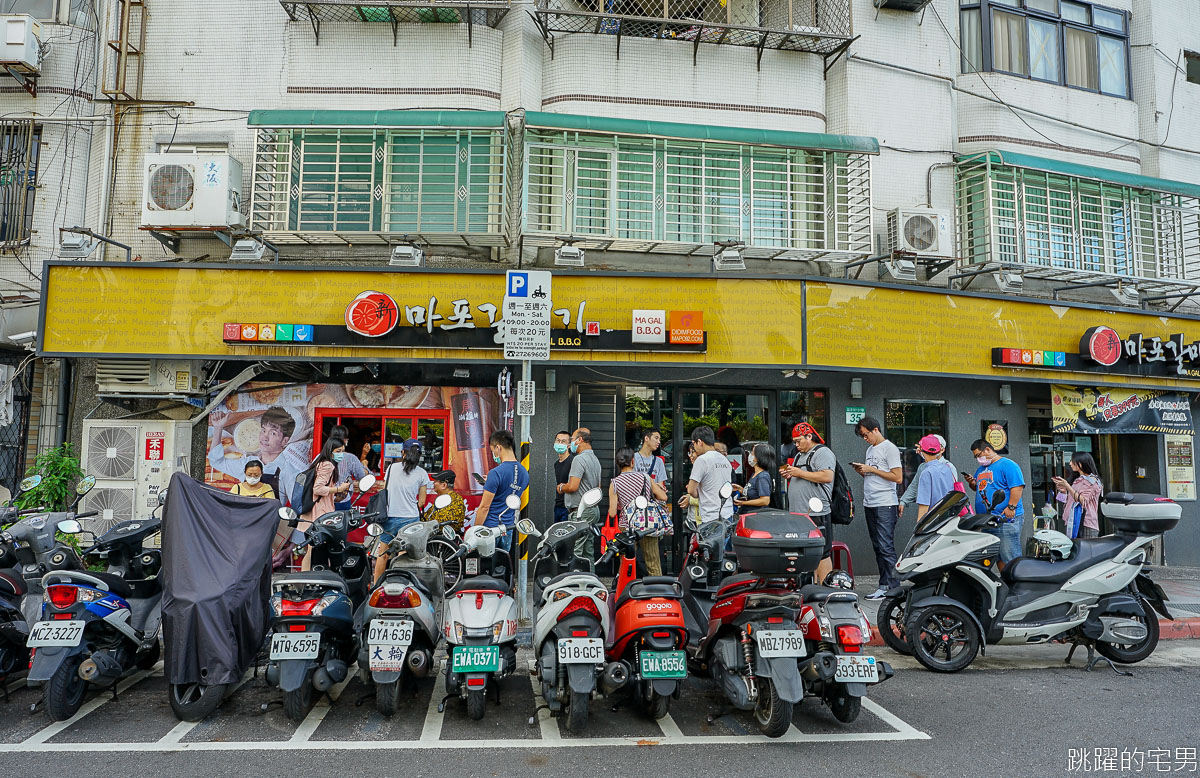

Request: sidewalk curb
left=865, top=616, right=1200, bottom=647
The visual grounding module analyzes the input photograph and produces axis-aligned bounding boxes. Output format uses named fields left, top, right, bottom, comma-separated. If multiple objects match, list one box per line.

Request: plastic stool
left=831, top=541, right=853, bottom=578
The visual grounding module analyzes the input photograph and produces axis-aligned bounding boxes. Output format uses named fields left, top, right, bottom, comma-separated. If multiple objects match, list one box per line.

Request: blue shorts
left=380, top=516, right=419, bottom=544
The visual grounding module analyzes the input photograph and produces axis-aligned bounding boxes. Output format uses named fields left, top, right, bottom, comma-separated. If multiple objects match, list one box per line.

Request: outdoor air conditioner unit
left=94, top=358, right=202, bottom=397
left=886, top=207, right=952, bottom=257
left=0, top=15, right=41, bottom=74
left=140, top=153, right=246, bottom=229
left=873, top=0, right=934, bottom=11
left=80, top=420, right=192, bottom=541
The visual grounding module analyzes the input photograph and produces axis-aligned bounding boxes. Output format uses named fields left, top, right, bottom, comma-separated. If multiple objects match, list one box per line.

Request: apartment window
left=0, top=0, right=96, bottom=28
left=0, top=122, right=39, bottom=249
left=960, top=1, right=1130, bottom=98
left=1184, top=51, right=1200, bottom=86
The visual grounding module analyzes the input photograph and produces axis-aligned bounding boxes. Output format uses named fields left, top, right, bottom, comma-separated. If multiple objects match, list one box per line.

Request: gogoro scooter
left=521, top=488, right=616, bottom=733
left=266, top=474, right=378, bottom=720
left=27, top=485, right=164, bottom=720
left=358, top=494, right=454, bottom=716
left=440, top=494, right=520, bottom=721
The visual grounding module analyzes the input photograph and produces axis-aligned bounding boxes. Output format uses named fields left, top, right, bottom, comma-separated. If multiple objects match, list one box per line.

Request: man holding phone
left=852, top=416, right=903, bottom=600
left=781, top=422, right=836, bottom=584
left=965, top=439, right=1026, bottom=562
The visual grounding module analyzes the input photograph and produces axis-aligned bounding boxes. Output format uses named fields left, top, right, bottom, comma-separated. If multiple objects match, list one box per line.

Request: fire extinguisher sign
left=145, top=431, right=166, bottom=462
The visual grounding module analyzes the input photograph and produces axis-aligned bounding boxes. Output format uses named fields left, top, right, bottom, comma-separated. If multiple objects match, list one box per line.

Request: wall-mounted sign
left=981, top=420, right=1009, bottom=454
left=516, top=380, right=535, bottom=417
left=845, top=406, right=865, bottom=425
left=1164, top=433, right=1196, bottom=501
left=669, top=310, right=704, bottom=345
left=145, top=431, right=165, bottom=462
left=994, top=326, right=1200, bottom=378
left=632, top=310, right=667, bottom=344
left=502, top=270, right=552, bottom=361
left=1052, top=385, right=1194, bottom=435
left=345, top=290, right=400, bottom=338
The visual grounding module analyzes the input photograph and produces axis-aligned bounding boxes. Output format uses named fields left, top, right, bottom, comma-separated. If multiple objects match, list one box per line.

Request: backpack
left=802, top=444, right=855, bottom=526
left=299, top=467, right=320, bottom=516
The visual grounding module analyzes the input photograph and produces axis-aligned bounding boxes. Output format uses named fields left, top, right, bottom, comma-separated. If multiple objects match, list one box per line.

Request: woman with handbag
left=375, top=439, right=428, bottom=580
left=608, top=447, right=670, bottom=576
left=1052, top=452, right=1103, bottom=539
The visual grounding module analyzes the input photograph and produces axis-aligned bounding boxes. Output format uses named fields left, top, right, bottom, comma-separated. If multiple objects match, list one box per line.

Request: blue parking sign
left=507, top=271, right=529, bottom=297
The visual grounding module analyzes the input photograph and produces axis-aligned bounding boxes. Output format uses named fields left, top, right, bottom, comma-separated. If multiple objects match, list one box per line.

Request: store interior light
left=851, top=377, right=863, bottom=399
left=999, top=383, right=1013, bottom=406
left=453, top=368, right=470, bottom=379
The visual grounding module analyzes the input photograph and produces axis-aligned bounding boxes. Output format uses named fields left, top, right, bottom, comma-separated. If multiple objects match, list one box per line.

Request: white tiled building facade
left=0, top=0, right=1196, bottom=294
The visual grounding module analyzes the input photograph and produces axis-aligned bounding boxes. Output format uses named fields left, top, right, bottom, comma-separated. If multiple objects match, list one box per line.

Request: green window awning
left=960, top=149, right=1200, bottom=200
left=247, top=110, right=507, bottom=129
left=524, top=112, right=879, bottom=155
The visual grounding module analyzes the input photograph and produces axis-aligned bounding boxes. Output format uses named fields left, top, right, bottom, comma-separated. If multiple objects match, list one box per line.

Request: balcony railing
left=523, top=128, right=872, bottom=261
left=279, top=0, right=511, bottom=44
left=251, top=126, right=508, bottom=246
left=957, top=152, right=1200, bottom=296
left=533, top=0, right=853, bottom=60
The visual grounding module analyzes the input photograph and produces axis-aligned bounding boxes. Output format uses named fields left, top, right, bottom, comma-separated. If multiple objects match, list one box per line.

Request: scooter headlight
left=309, top=593, right=339, bottom=617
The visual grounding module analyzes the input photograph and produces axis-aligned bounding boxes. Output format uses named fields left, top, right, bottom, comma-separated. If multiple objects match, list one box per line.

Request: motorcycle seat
left=451, top=575, right=510, bottom=595
left=274, top=570, right=347, bottom=590
left=1001, top=536, right=1128, bottom=585
left=0, top=566, right=25, bottom=596
left=798, top=584, right=856, bottom=604
left=615, top=576, right=682, bottom=610
left=715, top=573, right=761, bottom=598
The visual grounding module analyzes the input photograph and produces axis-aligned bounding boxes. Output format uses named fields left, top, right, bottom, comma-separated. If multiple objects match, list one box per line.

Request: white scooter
left=439, top=494, right=521, bottom=720
left=892, top=490, right=1178, bottom=674
left=521, top=488, right=619, bottom=733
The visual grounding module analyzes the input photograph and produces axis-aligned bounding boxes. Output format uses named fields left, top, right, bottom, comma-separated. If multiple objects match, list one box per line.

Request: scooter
left=520, top=488, right=615, bottom=733
left=267, top=474, right=378, bottom=720
left=597, top=499, right=688, bottom=720
left=0, top=474, right=43, bottom=693
left=27, top=487, right=164, bottom=720
left=358, top=495, right=453, bottom=716
left=440, top=494, right=521, bottom=720
left=677, top=485, right=810, bottom=738
left=894, top=490, right=1177, bottom=674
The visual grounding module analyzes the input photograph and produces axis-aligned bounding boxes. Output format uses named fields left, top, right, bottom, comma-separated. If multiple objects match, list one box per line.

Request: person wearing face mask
left=965, top=439, right=1026, bottom=563
left=299, top=438, right=352, bottom=571
left=474, top=429, right=530, bottom=553
left=330, top=425, right=366, bottom=512
left=361, top=431, right=382, bottom=472
left=232, top=459, right=276, bottom=499
left=558, top=427, right=602, bottom=560
left=552, top=430, right=574, bottom=524
left=732, top=443, right=775, bottom=513
left=376, top=439, right=429, bottom=580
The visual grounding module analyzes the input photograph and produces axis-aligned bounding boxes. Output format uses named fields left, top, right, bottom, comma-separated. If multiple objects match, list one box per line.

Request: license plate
left=368, top=619, right=414, bottom=646
left=451, top=644, right=499, bottom=673
left=755, top=629, right=805, bottom=658
left=557, top=638, right=603, bottom=664
left=270, top=631, right=320, bottom=660
left=464, top=558, right=479, bottom=576
left=27, top=620, right=84, bottom=647
left=835, top=655, right=879, bottom=683
left=639, top=650, right=687, bottom=679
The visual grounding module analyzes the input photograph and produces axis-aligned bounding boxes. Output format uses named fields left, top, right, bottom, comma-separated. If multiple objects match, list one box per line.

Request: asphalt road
left=2, top=639, right=1198, bottom=778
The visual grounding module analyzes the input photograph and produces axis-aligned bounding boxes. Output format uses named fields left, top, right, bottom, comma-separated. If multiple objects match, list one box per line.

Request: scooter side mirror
left=359, top=474, right=377, bottom=492
left=719, top=483, right=734, bottom=500
left=158, top=489, right=169, bottom=506
left=580, top=488, right=603, bottom=509
left=278, top=506, right=298, bottom=523
left=434, top=494, right=452, bottom=510
left=685, top=517, right=699, bottom=532
left=516, top=518, right=540, bottom=537
left=57, top=519, right=82, bottom=534
left=634, top=496, right=649, bottom=510
left=808, top=497, right=823, bottom=513
left=505, top=494, right=521, bottom=511
left=442, top=525, right=457, bottom=540
left=989, top=490, right=1006, bottom=510
left=365, top=523, right=383, bottom=537
left=17, top=474, right=42, bottom=494
left=75, top=476, right=96, bottom=496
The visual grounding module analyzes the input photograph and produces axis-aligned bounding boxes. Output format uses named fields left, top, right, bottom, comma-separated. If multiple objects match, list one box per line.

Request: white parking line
left=655, top=712, right=684, bottom=738
left=418, top=670, right=445, bottom=743
left=157, top=670, right=256, bottom=745
left=289, top=677, right=353, bottom=743
left=528, top=667, right=560, bottom=741
left=22, top=663, right=162, bottom=745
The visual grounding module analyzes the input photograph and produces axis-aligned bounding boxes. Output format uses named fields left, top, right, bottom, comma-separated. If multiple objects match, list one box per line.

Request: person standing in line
left=473, top=430, right=530, bottom=553
left=732, top=443, right=775, bottom=512
left=559, top=427, right=602, bottom=559
left=424, top=469, right=468, bottom=534
left=899, top=434, right=946, bottom=518
left=966, top=439, right=1026, bottom=563
left=376, top=439, right=428, bottom=580
left=852, top=416, right=903, bottom=600
left=329, top=424, right=366, bottom=512
left=914, top=435, right=957, bottom=519
left=299, top=438, right=352, bottom=571
left=1052, top=452, right=1103, bottom=539
left=231, top=459, right=276, bottom=499
left=552, top=430, right=574, bottom=524
left=781, top=422, right=836, bottom=583
left=608, top=447, right=670, bottom=576
left=633, top=428, right=668, bottom=486
left=678, top=426, right=733, bottom=524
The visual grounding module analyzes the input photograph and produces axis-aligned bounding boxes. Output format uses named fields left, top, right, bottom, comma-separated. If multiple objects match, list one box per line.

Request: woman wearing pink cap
left=898, top=434, right=947, bottom=518
left=913, top=435, right=956, bottom=520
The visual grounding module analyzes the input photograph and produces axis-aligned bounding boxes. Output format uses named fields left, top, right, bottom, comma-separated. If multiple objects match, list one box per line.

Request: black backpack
left=801, top=444, right=855, bottom=526
left=299, top=467, right=320, bottom=516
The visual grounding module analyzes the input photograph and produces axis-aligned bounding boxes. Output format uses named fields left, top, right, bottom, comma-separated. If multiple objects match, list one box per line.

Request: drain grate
left=1167, top=603, right=1200, bottom=616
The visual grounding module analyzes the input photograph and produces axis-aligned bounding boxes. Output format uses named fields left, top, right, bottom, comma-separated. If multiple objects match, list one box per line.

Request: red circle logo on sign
left=1082, top=326, right=1121, bottom=366
left=345, top=290, right=399, bottom=338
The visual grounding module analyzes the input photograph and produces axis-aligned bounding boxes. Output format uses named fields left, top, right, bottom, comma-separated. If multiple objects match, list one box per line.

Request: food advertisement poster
left=204, top=382, right=509, bottom=504
left=1051, top=385, right=1194, bottom=436
left=1164, top=434, right=1196, bottom=502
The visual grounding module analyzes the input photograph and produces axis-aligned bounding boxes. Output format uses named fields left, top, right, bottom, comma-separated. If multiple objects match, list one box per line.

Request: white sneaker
left=865, top=587, right=887, bottom=600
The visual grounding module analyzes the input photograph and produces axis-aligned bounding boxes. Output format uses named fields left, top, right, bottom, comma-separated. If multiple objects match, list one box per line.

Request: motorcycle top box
left=1101, top=493, right=1182, bottom=534
left=731, top=510, right=824, bottom=575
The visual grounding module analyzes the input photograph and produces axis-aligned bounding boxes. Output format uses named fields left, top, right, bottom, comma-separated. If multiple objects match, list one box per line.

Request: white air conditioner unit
left=886, top=207, right=952, bottom=257
left=81, top=420, right=191, bottom=542
left=140, top=153, right=245, bottom=229
left=0, top=15, right=41, bottom=74
left=94, top=358, right=201, bottom=397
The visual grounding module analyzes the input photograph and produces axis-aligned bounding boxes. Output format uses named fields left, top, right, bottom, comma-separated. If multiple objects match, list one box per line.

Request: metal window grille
left=251, top=127, right=506, bottom=243
left=956, top=155, right=1200, bottom=286
left=525, top=130, right=871, bottom=260
left=0, top=121, right=39, bottom=251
